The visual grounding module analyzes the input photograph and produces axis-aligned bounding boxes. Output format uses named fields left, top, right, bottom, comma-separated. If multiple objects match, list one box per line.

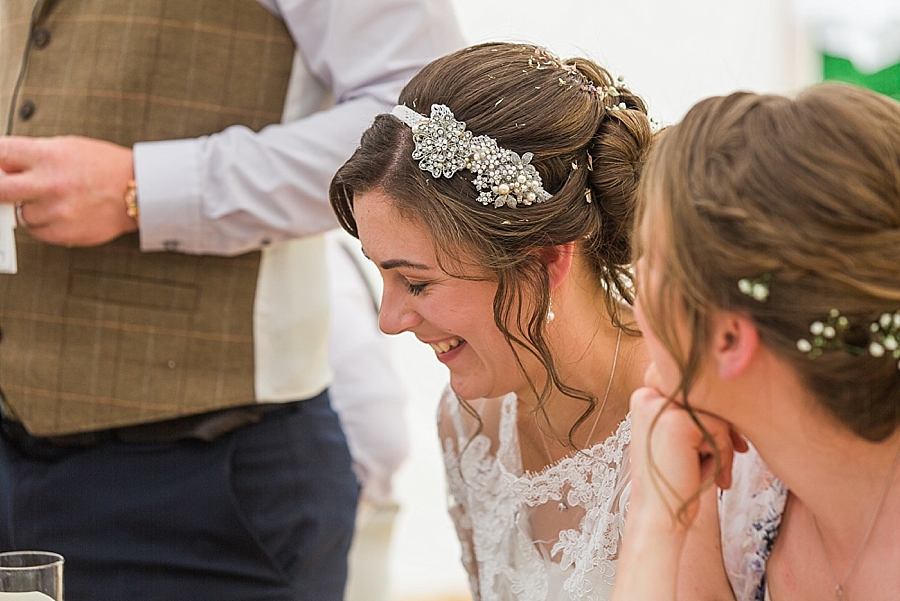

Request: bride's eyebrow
left=380, top=258, right=431, bottom=271
left=359, top=247, right=432, bottom=271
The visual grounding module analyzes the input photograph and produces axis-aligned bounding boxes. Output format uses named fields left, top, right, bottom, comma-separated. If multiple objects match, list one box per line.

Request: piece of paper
left=0, top=203, right=17, bottom=274
left=0, top=592, right=56, bottom=600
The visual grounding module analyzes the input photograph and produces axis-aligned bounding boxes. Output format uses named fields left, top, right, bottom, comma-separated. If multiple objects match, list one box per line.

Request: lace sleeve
left=437, top=387, right=482, bottom=599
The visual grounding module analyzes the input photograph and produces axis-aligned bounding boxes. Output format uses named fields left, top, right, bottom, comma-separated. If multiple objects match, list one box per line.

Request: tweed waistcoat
left=0, top=0, right=296, bottom=435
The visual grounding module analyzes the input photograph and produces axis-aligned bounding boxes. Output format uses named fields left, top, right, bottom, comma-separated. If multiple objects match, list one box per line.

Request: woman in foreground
left=614, top=83, right=900, bottom=601
left=331, top=43, right=653, bottom=600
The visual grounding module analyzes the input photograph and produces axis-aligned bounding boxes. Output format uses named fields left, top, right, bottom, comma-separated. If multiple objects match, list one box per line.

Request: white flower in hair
left=737, top=274, right=770, bottom=302
left=797, top=309, right=900, bottom=371
left=392, top=104, right=552, bottom=208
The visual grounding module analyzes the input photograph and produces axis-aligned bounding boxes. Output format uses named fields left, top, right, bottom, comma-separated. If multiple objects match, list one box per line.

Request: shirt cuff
left=133, top=138, right=206, bottom=254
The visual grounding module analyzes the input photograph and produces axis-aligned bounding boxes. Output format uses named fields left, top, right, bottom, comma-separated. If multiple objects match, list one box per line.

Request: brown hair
left=330, top=42, right=653, bottom=443
left=636, top=83, right=900, bottom=444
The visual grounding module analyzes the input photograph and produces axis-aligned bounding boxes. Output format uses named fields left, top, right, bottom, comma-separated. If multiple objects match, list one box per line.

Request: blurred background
left=363, top=1, right=900, bottom=599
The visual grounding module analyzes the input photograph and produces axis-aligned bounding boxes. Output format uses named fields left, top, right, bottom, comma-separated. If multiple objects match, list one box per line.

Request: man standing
left=0, top=1, right=463, bottom=600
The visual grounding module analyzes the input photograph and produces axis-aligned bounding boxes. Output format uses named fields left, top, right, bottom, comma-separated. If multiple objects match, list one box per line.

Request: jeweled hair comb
left=391, top=104, right=552, bottom=209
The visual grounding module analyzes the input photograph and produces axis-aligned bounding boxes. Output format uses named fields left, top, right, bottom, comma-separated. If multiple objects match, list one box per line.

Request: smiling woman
left=354, top=189, right=517, bottom=402
left=330, top=42, right=655, bottom=601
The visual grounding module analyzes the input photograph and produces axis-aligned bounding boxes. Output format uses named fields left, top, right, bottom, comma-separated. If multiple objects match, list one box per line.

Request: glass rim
left=0, top=551, right=64, bottom=569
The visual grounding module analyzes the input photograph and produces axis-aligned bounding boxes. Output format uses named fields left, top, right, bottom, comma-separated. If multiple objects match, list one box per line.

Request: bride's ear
left=711, top=311, right=760, bottom=379
left=539, top=242, right=575, bottom=292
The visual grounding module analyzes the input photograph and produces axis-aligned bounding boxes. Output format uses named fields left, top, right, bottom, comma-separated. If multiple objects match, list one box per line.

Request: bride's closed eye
left=404, top=279, right=428, bottom=296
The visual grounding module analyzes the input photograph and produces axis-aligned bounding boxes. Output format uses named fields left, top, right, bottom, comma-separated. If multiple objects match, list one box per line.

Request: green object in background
left=822, top=54, right=900, bottom=100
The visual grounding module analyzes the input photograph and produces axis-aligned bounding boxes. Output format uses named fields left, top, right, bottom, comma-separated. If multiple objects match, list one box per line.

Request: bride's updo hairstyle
left=636, top=83, right=900, bottom=441
left=330, top=42, right=652, bottom=435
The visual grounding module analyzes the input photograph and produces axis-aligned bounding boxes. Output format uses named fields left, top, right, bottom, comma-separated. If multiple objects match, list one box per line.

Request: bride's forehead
left=355, top=192, right=435, bottom=258
left=355, top=190, right=426, bottom=234
left=353, top=189, right=493, bottom=279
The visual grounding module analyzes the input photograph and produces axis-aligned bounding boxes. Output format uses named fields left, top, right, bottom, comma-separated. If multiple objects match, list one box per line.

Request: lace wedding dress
left=438, top=389, right=632, bottom=601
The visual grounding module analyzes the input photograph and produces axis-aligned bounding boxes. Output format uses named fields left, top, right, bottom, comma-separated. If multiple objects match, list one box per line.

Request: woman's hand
left=629, top=364, right=746, bottom=528
left=611, top=364, right=746, bottom=601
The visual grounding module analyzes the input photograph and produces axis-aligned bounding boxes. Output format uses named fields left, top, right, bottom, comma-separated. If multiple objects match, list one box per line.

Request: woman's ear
left=539, top=242, right=576, bottom=292
left=711, top=311, right=760, bottom=379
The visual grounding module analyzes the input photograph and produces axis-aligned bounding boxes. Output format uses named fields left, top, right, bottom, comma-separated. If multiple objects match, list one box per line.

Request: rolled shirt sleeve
left=134, top=0, right=465, bottom=255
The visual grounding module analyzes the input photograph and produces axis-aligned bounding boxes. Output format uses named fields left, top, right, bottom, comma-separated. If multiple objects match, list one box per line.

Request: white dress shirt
left=132, top=0, right=465, bottom=402
left=133, top=0, right=464, bottom=255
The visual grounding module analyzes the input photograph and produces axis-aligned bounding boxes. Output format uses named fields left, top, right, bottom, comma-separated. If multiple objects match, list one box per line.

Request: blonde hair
left=636, top=83, right=900, bottom=442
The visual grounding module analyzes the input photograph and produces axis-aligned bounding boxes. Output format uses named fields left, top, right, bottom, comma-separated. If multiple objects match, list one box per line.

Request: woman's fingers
left=629, top=380, right=741, bottom=525
left=643, top=362, right=662, bottom=390
left=731, top=429, right=749, bottom=453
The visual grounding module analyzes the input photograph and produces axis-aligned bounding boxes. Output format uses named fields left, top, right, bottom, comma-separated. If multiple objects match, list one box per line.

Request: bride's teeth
left=429, top=338, right=462, bottom=353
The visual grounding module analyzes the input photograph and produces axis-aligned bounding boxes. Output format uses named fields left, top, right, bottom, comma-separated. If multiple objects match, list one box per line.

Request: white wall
left=455, top=0, right=818, bottom=123
left=452, top=0, right=818, bottom=124
left=387, top=2, right=820, bottom=599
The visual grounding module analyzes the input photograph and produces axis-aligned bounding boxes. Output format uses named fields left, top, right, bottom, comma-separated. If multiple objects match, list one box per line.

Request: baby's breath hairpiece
left=391, top=104, right=552, bottom=209
left=796, top=309, right=900, bottom=371
left=737, top=273, right=771, bottom=302
left=867, top=311, right=900, bottom=369
left=795, top=309, right=850, bottom=357
left=737, top=273, right=899, bottom=370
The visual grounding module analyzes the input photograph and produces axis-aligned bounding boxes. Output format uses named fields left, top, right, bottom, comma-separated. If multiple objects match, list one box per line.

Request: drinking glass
left=0, top=551, right=63, bottom=600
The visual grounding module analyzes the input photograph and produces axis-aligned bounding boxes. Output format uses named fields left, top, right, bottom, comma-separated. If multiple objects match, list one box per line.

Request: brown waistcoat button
left=32, top=28, right=51, bottom=48
left=18, top=100, right=35, bottom=121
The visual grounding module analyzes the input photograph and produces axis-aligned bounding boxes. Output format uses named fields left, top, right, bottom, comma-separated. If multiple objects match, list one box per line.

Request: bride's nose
left=378, top=285, right=422, bottom=335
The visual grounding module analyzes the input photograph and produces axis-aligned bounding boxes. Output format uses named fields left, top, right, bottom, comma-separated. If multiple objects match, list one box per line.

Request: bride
left=330, top=43, right=653, bottom=600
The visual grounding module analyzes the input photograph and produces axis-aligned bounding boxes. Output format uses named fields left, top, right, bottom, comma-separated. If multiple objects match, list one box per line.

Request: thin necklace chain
left=584, top=327, right=622, bottom=444
left=812, top=442, right=900, bottom=600
left=537, top=327, right=622, bottom=469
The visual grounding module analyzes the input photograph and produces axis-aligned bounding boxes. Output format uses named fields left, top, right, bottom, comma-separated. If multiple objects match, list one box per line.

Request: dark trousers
left=0, top=391, right=360, bottom=601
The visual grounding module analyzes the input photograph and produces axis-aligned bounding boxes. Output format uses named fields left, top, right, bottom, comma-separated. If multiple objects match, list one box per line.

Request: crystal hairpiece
left=391, top=104, right=552, bottom=208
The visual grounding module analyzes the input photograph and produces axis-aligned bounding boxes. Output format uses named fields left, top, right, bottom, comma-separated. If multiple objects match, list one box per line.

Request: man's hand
left=0, top=136, right=137, bottom=247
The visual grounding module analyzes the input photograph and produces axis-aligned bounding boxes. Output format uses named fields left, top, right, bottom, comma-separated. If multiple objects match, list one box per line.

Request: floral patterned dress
left=438, top=389, right=631, bottom=601
left=719, top=445, right=788, bottom=601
